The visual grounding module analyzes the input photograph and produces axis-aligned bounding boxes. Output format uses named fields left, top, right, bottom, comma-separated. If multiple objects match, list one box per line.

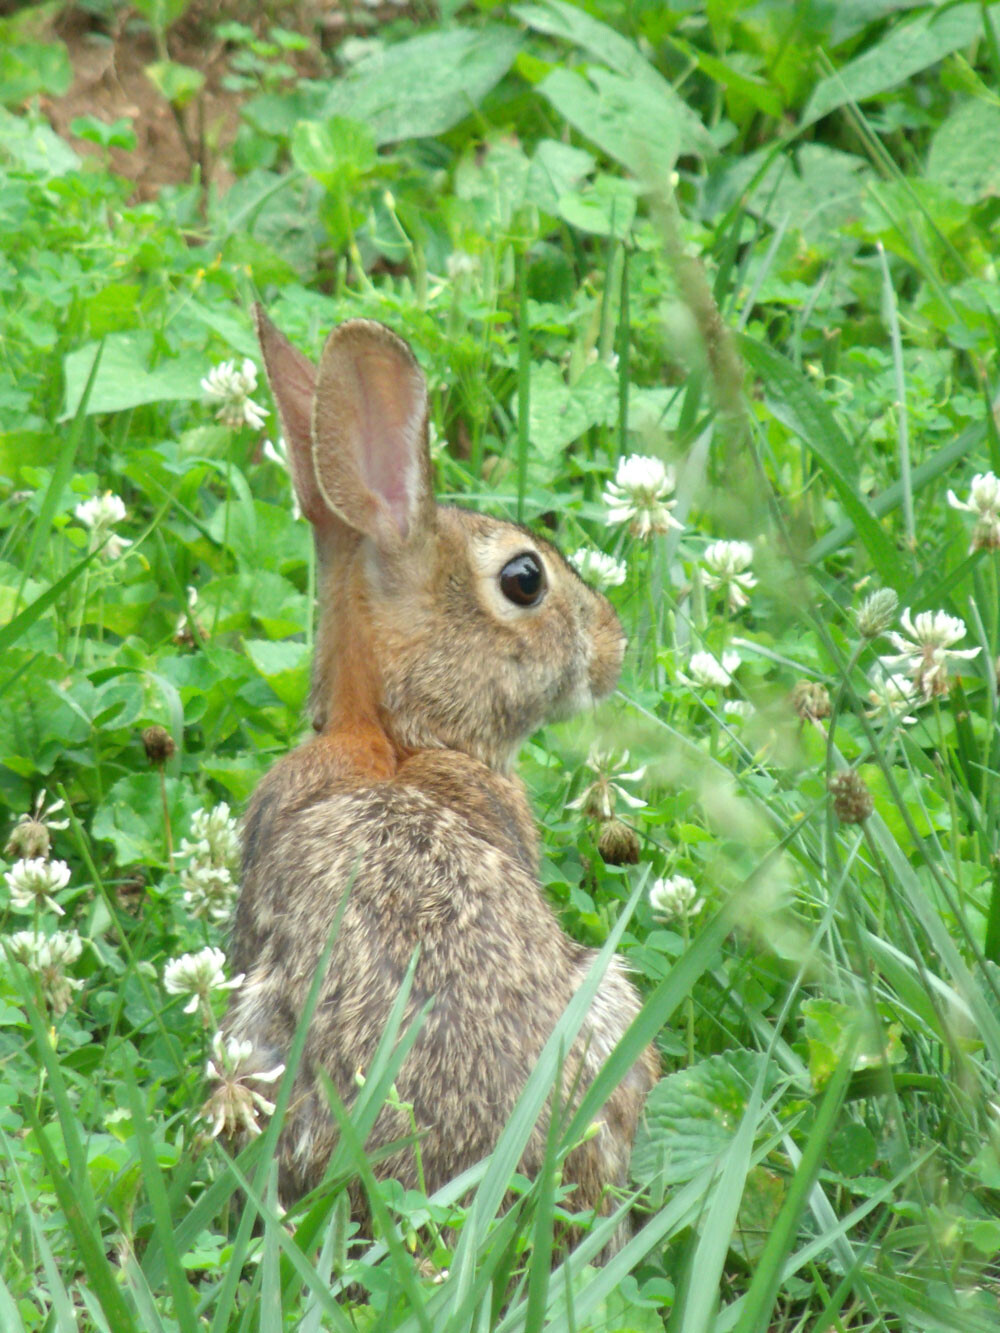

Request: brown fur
left=223, top=308, right=659, bottom=1242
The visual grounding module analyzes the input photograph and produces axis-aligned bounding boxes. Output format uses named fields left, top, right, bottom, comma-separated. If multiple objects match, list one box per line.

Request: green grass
left=2, top=0, right=1000, bottom=1328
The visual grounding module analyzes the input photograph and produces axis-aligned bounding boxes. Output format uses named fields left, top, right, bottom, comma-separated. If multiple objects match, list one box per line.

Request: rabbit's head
left=255, top=307, right=625, bottom=773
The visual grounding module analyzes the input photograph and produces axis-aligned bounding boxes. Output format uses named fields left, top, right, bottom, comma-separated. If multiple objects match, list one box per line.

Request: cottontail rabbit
left=222, top=307, right=658, bottom=1237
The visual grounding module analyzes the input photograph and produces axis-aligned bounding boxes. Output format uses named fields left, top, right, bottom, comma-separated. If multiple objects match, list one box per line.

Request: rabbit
left=221, top=306, right=659, bottom=1243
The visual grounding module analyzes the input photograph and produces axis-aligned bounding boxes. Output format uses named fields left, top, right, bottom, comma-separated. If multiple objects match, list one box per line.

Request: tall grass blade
left=0, top=1126, right=78, bottom=1333
left=324, top=1076, right=434, bottom=1333
left=0, top=547, right=100, bottom=657
left=19, top=1095, right=140, bottom=1333
left=455, top=872, right=648, bottom=1268
left=121, top=1057, right=199, bottom=1333
left=561, top=890, right=740, bottom=1151
left=731, top=1043, right=855, bottom=1333
left=0, top=1274, right=26, bottom=1333
left=15, top=338, right=102, bottom=606
left=676, top=1076, right=764, bottom=1333
left=208, top=872, right=356, bottom=1333
left=739, top=334, right=905, bottom=585
left=219, top=1143, right=357, bottom=1333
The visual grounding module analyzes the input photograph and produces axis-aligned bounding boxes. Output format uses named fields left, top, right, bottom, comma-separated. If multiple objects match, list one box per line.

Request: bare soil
left=31, top=2, right=404, bottom=197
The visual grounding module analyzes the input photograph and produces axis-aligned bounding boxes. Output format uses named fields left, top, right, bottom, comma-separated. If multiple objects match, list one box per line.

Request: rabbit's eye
left=500, top=552, right=547, bottom=607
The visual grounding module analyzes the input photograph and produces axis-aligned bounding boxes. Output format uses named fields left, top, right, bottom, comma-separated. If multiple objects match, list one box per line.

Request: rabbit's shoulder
left=239, top=724, right=395, bottom=873
left=394, top=749, right=539, bottom=874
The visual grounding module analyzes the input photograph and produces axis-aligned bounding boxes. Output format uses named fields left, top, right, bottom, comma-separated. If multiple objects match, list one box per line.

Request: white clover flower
left=75, top=493, right=126, bottom=529
left=867, top=671, right=919, bottom=726
left=201, top=1031, right=285, bottom=1140
left=181, top=863, right=237, bottom=924
left=881, top=608, right=981, bottom=700
left=5, top=857, right=71, bottom=915
left=179, top=804, right=241, bottom=923
left=569, top=548, right=628, bottom=589
left=5, top=929, right=84, bottom=1014
left=681, top=649, right=741, bottom=689
left=603, top=455, right=683, bottom=540
left=174, top=584, right=200, bottom=645
left=702, top=540, right=756, bottom=612
left=947, top=472, right=1000, bottom=553
left=74, top=492, right=132, bottom=560
left=5, top=790, right=68, bottom=861
left=649, top=875, right=704, bottom=921
left=445, top=250, right=479, bottom=280
left=184, top=803, right=241, bottom=868
left=163, top=946, right=243, bottom=1015
left=202, top=358, right=268, bottom=431
left=723, top=699, right=753, bottom=719
left=568, top=746, right=647, bottom=821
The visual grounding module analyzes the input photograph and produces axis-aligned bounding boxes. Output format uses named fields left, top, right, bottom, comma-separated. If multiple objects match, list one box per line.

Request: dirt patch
left=34, top=2, right=408, bottom=198
left=41, top=7, right=244, bottom=197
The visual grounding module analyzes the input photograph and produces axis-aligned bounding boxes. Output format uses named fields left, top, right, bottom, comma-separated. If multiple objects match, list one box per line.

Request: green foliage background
left=2, top=0, right=1000, bottom=1328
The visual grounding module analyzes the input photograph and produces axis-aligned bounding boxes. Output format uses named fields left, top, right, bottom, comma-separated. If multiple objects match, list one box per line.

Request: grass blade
left=121, top=1057, right=199, bottom=1333
left=731, top=1044, right=855, bottom=1333
left=20, top=1095, right=140, bottom=1333
left=0, top=547, right=100, bottom=656
left=15, top=338, right=102, bottom=606
left=0, top=1126, right=79, bottom=1333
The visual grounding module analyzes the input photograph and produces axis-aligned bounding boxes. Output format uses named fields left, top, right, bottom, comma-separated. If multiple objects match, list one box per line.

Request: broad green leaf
left=735, top=1167, right=786, bottom=1264
left=524, top=138, right=595, bottom=215
left=146, top=60, right=205, bottom=109
left=667, top=35, right=783, bottom=119
left=558, top=173, right=637, bottom=238
left=179, top=299, right=259, bottom=360
left=91, top=774, right=200, bottom=866
left=802, top=4, right=983, bottom=125
left=925, top=97, right=1000, bottom=203
left=744, top=145, right=868, bottom=241
left=827, top=1122, right=877, bottom=1177
left=69, top=114, right=137, bottom=151
left=514, top=0, right=714, bottom=158
left=631, top=1051, right=780, bottom=1187
left=320, top=27, right=520, bottom=145
left=131, top=0, right=189, bottom=32
left=292, top=116, right=377, bottom=193
left=0, top=105, right=78, bottom=175
left=539, top=66, right=680, bottom=183
left=519, top=360, right=617, bottom=458
left=62, top=332, right=206, bottom=419
left=827, top=0, right=929, bottom=47
left=244, top=638, right=310, bottom=711
left=0, top=40, right=71, bottom=106
left=801, top=997, right=904, bottom=1090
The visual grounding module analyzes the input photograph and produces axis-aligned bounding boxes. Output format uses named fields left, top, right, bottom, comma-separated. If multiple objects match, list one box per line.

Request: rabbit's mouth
left=551, top=645, right=624, bottom=720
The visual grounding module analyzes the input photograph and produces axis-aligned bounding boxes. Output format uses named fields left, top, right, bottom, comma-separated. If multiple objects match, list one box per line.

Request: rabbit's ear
left=253, top=305, right=334, bottom=531
left=312, top=320, right=433, bottom=549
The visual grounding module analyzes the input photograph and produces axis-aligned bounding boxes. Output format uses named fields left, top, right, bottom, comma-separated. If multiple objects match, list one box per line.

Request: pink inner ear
left=355, top=351, right=424, bottom=542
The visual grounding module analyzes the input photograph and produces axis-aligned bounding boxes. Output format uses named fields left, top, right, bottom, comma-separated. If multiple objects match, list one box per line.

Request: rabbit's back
left=226, top=749, right=651, bottom=1204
